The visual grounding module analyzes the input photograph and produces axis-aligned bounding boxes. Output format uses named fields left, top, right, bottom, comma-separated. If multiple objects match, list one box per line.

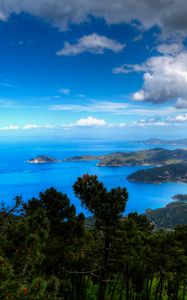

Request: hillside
left=173, top=194, right=187, bottom=201
left=64, top=155, right=102, bottom=161
left=27, top=155, right=60, bottom=164
left=65, top=148, right=187, bottom=167
left=145, top=202, right=187, bottom=229
left=127, top=162, right=187, bottom=183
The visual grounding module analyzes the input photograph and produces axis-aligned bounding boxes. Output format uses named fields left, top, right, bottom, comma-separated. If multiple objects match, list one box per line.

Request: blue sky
left=0, top=1, right=187, bottom=140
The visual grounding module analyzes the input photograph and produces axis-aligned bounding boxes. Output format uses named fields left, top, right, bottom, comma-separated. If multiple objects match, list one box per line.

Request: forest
left=0, top=174, right=186, bottom=300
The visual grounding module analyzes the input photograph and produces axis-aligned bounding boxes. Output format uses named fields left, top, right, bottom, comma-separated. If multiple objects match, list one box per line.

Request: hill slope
left=127, top=162, right=187, bottom=183
left=145, top=202, right=187, bottom=229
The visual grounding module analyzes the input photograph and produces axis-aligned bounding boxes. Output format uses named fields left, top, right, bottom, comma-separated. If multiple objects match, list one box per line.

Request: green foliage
left=0, top=176, right=186, bottom=300
left=73, top=174, right=128, bottom=226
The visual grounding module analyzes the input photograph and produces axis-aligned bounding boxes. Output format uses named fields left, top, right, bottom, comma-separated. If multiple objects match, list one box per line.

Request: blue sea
left=0, top=139, right=186, bottom=216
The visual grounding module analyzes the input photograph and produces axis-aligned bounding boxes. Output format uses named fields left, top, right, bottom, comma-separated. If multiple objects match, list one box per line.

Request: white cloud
left=133, top=52, right=187, bottom=103
left=157, top=43, right=184, bottom=55
left=112, top=64, right=146, bottom=74
left=56, top=33, right=125, bottom=56
left=22, top=124, right=53, bottom=130
left=0, top=125, right=20, bottom=131
left=58, top=88, right=70, bottom=95
left=113, top=45, right=187, bottom=107
left=0, top=124, right=54, bottom=131
left=130, top=117, right=171, bottom=127
left=22, top=124, right=40, bottom=130
left=74, top=116, right=107, bottom=127
left=1, top=114, right=186, bottom=133
left=174, top=114, right=187, bottom=122
left=168, top=113, right=187, bottom=122
left=49, top=100, right=129, bottom=114
left=132, top=90, right=146, bottom=101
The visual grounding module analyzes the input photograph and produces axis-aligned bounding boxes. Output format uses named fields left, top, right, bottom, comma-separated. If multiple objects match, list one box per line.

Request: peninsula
left=65, top=148, right=187, bottom=167
left=65, top=148, right=187, bottom=184
left=172, top=194, right=187, bottom=201
left=64, top=155, right=102, bottom=162
left=27, top=155, right=60, bottom=164
left=127, top=162, right=187, bottom=183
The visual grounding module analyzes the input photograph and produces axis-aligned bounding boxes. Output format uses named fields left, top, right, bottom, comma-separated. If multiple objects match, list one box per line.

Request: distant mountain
left=138, top=138, right=187, bottom=145
left=127, top=162, right=187, bottom=183
left=27, top=155, right=60, bottom=164
left=145, top=202, right=187, bottom=229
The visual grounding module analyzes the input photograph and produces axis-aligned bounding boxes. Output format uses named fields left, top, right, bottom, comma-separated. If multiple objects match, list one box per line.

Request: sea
left=0, top=139, right=186, bottom=216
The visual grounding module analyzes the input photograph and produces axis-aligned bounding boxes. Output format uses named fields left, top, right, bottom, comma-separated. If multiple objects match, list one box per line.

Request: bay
left=0, top=139, right=186, bottom=216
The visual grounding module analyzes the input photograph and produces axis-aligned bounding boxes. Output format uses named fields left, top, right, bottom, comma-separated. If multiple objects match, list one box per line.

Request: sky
left=1, top=0, right=187, bottom=140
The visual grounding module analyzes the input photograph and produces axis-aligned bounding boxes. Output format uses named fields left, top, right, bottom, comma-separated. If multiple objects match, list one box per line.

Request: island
left=172, top=194, right=187, bottom=201
left=27, top=155, right=60, bottom=164
left=65, top=148, right=187, bottom=167
left=127, top=162, right=187, bottom=183
left=145, top=201, right=187, bottom=229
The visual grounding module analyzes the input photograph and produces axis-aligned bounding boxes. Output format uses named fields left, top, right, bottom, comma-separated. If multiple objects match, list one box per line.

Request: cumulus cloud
left=56, top=34, right=125, bottom=56
left=175, top=97, right=187, bottom=109
left=73, top=116, right=107, bottom=127
left=132, top=50, right=187, bottom=104
left=113, top=44, right=187, bottom=106
left=168, top=113, right=187, bottom=122
left=132, top=91, right=146, bottom=101
left=1, top=0, right=187, bottom=37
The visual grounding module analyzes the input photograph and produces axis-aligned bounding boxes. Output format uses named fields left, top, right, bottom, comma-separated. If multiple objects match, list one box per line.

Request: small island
left=27, top=155, right=60, bottom=164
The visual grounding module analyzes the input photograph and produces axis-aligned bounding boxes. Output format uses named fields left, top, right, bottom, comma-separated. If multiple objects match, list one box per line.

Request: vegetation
left=127, top=162, right=187, bottom=183
left=65, top=148, right=187, bottom=167
left=145, top=202, right=187, bottom=229
left=173, top=194, right=187, bottom=201
left=27, top=155, right=60, bottom=164
left=0, top=175, right=186, bottom=299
